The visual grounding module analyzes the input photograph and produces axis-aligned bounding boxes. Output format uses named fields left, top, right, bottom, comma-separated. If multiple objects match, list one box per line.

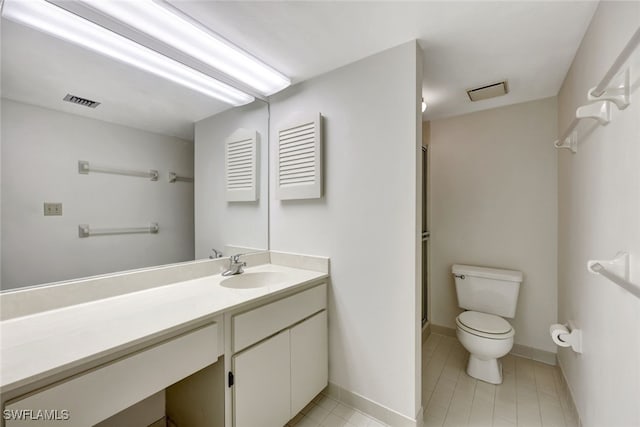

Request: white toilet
left=452, top=264, right=522, bottom=384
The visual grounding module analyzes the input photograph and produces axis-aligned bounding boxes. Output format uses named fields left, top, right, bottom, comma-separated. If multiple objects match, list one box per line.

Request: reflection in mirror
left=0, top=14, right=269, bottom=290
left=194, top=100, right=269, bottom=260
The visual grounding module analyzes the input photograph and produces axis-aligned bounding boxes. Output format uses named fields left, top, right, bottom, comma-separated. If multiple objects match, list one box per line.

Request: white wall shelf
left=554, top=27, right=639, bottom=153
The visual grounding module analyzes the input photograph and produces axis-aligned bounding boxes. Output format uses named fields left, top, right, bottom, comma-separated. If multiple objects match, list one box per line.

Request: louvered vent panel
left=276, top=114, right=322, bottom=200
left=225, top=129, right=258, bottom=202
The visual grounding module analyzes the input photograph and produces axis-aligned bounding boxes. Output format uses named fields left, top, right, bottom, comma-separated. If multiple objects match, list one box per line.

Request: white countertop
left=0, top=263, right=327, bottom=395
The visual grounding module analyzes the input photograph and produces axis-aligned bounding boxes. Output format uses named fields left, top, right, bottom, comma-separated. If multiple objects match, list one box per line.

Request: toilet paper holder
left=550, top=322, right=582, bottom=354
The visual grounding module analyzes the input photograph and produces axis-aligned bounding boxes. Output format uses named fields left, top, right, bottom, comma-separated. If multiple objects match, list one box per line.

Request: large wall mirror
left=0, top=11, right=269, bottom=290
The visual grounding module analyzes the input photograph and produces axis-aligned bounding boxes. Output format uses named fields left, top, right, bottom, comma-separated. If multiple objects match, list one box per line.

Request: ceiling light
left=1, top=0, right=254, bottom=106
left=422, top=98, right=427, bottom=113
left=78, top=0, right=291, bottom=96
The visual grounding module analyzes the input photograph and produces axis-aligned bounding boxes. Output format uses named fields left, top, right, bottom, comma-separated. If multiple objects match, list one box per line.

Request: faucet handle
left=230, top=254, right=242, bottom=263
left=210, top=248, right=223, bottom=259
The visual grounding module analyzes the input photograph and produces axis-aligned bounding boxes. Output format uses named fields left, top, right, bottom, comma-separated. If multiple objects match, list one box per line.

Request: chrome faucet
left=222, top=254, right=246, bottom=276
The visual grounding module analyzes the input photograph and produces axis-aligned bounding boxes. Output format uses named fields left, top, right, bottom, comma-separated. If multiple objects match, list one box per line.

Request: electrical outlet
left=44, top=202, right=62, bottom=216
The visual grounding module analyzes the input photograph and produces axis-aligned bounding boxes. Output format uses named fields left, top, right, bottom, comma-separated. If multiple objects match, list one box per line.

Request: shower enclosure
left=421, top=144, right=429, bottom=326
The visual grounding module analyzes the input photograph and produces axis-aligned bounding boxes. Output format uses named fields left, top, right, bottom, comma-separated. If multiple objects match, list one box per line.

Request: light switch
left=44, top=202, right=62, bottom=216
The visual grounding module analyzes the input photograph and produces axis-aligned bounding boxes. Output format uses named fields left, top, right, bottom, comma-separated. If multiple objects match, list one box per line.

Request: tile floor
left=286, top=393, right=388, bottom=427
left=422, top=334, right=579, bottom=427
left=287, top=333, right=579, bottom=427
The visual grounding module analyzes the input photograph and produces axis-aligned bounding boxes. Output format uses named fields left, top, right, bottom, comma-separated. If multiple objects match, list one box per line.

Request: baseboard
left=430, top=324, right=456, bottom=337
left=556, top=358, right=583, bottom=427
left=415, top=406, right=424, bottom=427
left=324, top=382, right=422, bottom=427
left=511, top=343, right=557, bottom=366
left=148, top=418, right=167, bottom=427
left=430, top=324, right=557, bottom=366
left=422, top=321, right=431, bottom=343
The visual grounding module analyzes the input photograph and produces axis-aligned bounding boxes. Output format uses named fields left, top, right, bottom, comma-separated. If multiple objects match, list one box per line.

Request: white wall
left=557, top=2, right=640, bottom=426
left=0, top=21, right=3, bottom=287
left=430, top=97, right=558, bottom=354
left=269, top=41, right=422, bottom=421
left=1, top=99, right=194, bottom=290
left=194, top=101, right=268, bottom=259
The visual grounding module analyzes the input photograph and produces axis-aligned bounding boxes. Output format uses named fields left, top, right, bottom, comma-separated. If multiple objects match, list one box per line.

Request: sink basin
left=220, top=272, right=286, bottom=289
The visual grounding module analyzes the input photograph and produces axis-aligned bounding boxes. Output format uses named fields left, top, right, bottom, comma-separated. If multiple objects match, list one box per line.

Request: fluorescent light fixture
left=79, top=0, right=291, bottom=96
left=422, top=98, right=427, bottom=113
left=1, top=0, right=254, bottom=106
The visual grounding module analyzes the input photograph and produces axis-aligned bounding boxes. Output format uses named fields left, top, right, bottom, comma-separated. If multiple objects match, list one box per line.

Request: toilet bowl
left=452, top=264, right=522, bottom=384
left=455, top=310, right=514, bottom=384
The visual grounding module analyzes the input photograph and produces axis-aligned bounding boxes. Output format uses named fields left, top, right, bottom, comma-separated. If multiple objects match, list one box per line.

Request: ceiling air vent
left=63, top=94, right=101, bottom=109
left=466, top=81, right=509, bottom=102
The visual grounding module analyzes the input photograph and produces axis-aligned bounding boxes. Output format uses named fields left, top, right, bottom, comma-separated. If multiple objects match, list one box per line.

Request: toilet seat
left=456, top=311, right=514, bottom=340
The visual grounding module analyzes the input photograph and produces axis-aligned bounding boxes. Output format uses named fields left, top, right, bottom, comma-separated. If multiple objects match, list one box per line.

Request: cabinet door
left=290, top=310, right=328, bottom=416
left=233, top=330, right=291, bottom=427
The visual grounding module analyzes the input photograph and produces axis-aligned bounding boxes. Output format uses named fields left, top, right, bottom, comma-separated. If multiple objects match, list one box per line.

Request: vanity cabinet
left=290, top=310, right=328, bottom=415
left=4, top=323, right=219, bottom=427
left=1, top=262, right=329, bottom=427
left=230, top=283, right=328, bottom=427
left=233, top=330, right=291, bottom=427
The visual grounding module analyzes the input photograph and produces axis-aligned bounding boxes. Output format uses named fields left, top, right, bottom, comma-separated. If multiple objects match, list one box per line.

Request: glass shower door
left=422, top=145, right=429, bottom=326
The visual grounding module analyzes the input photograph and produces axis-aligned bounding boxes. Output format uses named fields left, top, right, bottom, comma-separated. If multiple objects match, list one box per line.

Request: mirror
left=0, top=14, right=269, bottom=290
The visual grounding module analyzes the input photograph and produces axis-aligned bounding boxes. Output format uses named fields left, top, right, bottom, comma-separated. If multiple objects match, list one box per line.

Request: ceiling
left=1, top=1, right=599, bottom=138
left=171, top=1, right=599, bottom=120
left=0, top=19, right=230, bottom=140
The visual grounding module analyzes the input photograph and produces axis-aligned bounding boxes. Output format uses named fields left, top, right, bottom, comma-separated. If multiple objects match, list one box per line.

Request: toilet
left=452, top=264, right=523, bottom=384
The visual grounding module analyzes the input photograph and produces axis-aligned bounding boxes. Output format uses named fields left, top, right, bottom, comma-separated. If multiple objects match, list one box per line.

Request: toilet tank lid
left=452, top=264, right=523, bottom=282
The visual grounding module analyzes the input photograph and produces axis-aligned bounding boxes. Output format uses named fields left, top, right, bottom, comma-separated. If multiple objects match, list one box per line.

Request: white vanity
left=229, top=282, right=327, bottom=427
left=0, top=252, right=329, bottom=427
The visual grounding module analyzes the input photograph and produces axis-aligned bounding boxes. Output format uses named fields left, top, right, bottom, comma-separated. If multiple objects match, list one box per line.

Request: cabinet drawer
left=5, top=323, right=219, bottom=427
left=233, top=283, right=326, bottom=352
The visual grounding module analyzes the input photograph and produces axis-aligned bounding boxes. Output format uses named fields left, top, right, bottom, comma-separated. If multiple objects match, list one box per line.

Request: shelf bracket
left=588, top=252, right=629, bottom=279
left=588, top=68, right=630, bottom=110
left=587, top=252, right=640, bottom=299
left=576, top=100, right=611, bottom=126
left=168, top=172, right=194, bottom=183
left=553, top=130, right=578, bottom=153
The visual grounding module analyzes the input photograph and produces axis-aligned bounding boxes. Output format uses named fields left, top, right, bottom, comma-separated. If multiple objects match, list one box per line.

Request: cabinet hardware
left=228, top=371, right=234, bottom=387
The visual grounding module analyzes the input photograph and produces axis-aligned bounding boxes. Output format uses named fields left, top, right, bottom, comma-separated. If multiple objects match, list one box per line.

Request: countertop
left=0, top=263, right=328, bottom=395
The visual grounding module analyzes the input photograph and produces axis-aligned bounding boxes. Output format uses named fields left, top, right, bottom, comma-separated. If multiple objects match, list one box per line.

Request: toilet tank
left=452, top=264, right=523, bottom=318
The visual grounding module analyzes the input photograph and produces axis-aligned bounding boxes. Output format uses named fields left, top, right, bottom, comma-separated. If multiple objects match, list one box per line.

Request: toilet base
left=466, top=355, right=503, bottom=384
